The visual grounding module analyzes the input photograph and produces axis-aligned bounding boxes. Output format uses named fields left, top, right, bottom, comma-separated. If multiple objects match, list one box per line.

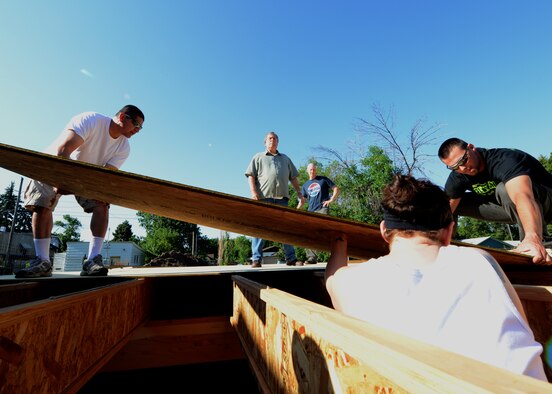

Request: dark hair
left=117, top=105, right=145, bottom=121
left=438, top=137, right=468, bottom=159
left=381, top=174, right=453, bottom=241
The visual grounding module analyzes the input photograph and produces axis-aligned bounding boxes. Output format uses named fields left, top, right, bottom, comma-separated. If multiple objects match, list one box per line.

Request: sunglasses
left=125, top=114, right=143, bottom=129
left=447, top=150, right=468, bottom=170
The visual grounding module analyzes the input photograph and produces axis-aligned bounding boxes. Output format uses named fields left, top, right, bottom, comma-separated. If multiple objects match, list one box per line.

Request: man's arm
left=323, top=185, right=341, bottom=207
left=506, top=175, right=552, bottom=264
left=297, top=195, right=305, bottom=209
left=325, top=234, right=348, bottom=289
left=56, top=130, right=84, bottom=158
left=290, top=177, right=305, bottom=205
left=247, top=175, right=260, bottom=200
left=52, top=130, right=84, bottom=195
left=449, top=197, right=462, bottom=213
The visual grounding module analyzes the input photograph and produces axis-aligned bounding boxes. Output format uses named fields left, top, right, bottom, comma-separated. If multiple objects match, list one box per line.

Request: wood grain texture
left=0, top=142, right=537, bottom=265
left=0, top=279, right=151, bottom=394
left=231, top=275, right=552, bottom=393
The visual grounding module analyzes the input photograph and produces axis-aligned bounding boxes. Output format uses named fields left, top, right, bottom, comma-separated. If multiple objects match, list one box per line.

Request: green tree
left=140, top=227, right=180, bottom=257
left=455, top=217, right=517, bottom=241
left=221, top=235, right=252, bottom=265
left=197, top=236, right=219, bottom=260
left=355, top=103, right=443, bottom=177
left=136, top=212, right=201, bottom=254
left=538, top=153, right=552, bottom=173
left=53, top=215, right=82, bottom=252
left=0, top=181, right=32, bottom=232
left=234, top=236, right=252, bottom=263
left=310, top=146, right=397, bottom=224
left=112, top=220, right=139, bottom=242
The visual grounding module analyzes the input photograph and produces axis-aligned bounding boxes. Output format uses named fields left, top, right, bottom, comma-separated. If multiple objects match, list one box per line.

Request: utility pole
left=5, top=177, right=24, bottom=270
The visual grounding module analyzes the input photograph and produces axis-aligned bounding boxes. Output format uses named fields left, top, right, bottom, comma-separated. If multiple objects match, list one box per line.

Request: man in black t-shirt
left=297, top=163, right=340, bottom=263
left=438, top=137, right=552, bottom=264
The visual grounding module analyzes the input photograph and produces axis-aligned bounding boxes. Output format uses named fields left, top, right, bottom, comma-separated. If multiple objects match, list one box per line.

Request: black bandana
left=383, top=209, right=446, bottom=231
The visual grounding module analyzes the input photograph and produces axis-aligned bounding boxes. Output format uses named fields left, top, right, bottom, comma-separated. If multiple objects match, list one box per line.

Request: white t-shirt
left=327, top=245, right=547, bottom=381
left=47, top=112, right=130, bottom=169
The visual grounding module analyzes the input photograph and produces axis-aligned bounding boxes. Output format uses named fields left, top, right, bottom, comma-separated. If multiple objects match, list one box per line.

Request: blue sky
left=1, top=1, right=552, bottom=241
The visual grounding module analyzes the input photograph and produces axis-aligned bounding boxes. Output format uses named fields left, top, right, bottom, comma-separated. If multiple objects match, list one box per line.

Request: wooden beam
left=515, top=285, right=552, bottom=381
left=0, top=142, right=539, bottom=266
left=0, top=279, right=151, bottom=393
left=101, top=317, right=245, bottom=372
left=231, top=275, right=552, bottom=393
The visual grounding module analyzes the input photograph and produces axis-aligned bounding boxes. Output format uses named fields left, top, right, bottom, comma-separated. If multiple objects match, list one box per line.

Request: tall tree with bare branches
left=355, top=103, right=444, bottom=176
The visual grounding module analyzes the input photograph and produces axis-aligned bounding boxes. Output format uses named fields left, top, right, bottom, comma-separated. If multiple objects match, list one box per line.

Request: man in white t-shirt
left=15, top=105, right=145, bottom=278
left=326, top=175, right=547, bottom=381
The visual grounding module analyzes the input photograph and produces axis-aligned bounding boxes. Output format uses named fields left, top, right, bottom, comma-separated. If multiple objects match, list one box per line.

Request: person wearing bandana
left=325, top=174, right=546, bottom=381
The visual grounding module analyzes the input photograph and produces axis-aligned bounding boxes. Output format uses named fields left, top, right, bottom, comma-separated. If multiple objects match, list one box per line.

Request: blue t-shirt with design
left=301, top=176, right=336, bottom=212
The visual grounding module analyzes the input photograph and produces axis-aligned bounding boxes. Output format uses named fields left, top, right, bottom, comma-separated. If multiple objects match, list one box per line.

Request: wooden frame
left=231, top=275, right=552, bottom=393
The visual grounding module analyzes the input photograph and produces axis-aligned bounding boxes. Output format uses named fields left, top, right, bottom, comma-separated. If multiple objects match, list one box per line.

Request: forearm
left=248, top=176, right=259, bottom=199
left=329, top=186, right=340, bottom=202
left=325, top=235, right=348, bottom=282
left=290, top=177, right=302, bottom=196
left=516, top=198, right=543, bottom=240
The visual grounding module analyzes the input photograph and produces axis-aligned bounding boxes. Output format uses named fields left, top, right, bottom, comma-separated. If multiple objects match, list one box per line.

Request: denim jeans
left=251, top=198, right=297, bottom=263
left=455, top=182, right=552, bottom=240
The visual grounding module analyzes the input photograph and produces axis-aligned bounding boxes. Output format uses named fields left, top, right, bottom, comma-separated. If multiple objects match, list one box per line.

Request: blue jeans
left=251, top=198, right=297, bottom=263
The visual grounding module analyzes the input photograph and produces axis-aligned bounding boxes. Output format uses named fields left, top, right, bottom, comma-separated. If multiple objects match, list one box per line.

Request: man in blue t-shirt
left=297, top=163, right=340, bottom=263
left=438, top=137, right=552, bottom=265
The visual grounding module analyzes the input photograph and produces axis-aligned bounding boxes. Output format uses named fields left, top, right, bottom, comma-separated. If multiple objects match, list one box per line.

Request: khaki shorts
left=24, top=179, right=109, bottom=213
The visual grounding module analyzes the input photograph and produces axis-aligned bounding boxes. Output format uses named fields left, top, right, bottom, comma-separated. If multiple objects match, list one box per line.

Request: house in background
left=0, top=231, right=61, bottom=272
left=53, top=241, right=145, bottom=272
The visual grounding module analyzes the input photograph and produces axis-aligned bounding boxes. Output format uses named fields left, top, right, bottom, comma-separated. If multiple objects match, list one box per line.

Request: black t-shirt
left=301, top=176, right=336, bottom=212
left=445, top=148, right=552, bottom=201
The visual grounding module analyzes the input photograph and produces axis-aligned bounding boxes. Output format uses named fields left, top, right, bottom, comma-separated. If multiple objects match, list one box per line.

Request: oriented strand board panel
left=0, top=143, right=537, bottom=265
left=102, top=317, right=245, bottom=372
left=231, top=275, right=552, bottom=393
left=515, top=285, right=552, bottom=381
left=0, top=279, right=151, bottom=394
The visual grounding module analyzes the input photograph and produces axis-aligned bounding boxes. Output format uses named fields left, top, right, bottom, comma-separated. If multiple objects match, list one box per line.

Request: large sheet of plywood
left=0, top=142, right=534, bottom=264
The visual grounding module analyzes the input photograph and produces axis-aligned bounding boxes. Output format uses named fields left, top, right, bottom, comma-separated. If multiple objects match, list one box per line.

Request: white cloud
left=123, top=93, right=131, bottom=100
left=80, top=68, right=94, bottom=78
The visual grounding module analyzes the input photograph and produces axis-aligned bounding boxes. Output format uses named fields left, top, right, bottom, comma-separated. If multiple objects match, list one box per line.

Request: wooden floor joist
left=231, top=275, right=552, bottom=393
left=0, top=279, right=151, bottom=394
left=101, top=316, right=245, bottom=372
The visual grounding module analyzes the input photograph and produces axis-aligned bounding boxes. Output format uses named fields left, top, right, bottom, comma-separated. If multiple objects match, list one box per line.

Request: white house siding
left=55, top=241, right=145, bottom=272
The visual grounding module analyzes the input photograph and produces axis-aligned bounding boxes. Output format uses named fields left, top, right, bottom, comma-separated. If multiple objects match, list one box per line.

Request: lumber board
left=0, top=142, right=536, bottom=264
left=0, top=279, right=151, bottom=394
left=231, top=275, right=552, bottom=393
left=101, top=317, right=245, bottom=372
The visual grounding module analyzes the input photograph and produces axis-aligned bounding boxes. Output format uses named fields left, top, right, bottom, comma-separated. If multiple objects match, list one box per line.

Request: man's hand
left=514, top=235, right=552, bottom=265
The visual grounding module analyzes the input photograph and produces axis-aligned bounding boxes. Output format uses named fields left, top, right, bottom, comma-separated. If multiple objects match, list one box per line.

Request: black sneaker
left=251, top=260, right=262, bottom=268
left=15, top=257, right=52, bottom=278
left=306, top=257, right=317, bottom=264
left=81, top=255, right=108, bottom=277
left=286, top=259, right=304, bottom=266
